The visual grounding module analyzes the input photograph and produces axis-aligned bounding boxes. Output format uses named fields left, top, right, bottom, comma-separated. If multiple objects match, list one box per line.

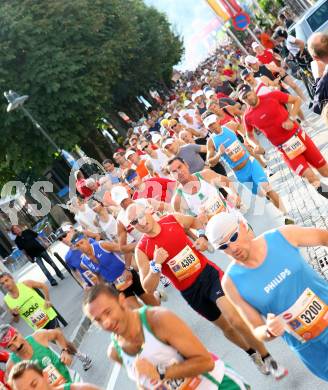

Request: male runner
left=240, top=84, right=328, bottom=199
left=168, top=157, right=241, bottom=218
left=83, top=283, right=251, bottom=389
left=0, top=324, right=81, bottom=385
left=70, top=233, right=159, bottom=307
left=9, top=361, right=100, bottom=390
left=126, top=202, right=287, bottom=378
left=0, top=273, right=60, bottom=330
left=206, top=211, right=328, bottom=381
left=0, top=273, right=92, bottom=371
left=204, top=113, right=293, bottom=223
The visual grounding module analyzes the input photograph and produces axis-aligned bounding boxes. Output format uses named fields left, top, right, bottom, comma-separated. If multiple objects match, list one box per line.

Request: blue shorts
left=289, top=328, right=328, bottom=381
left=234, top=158, right=268, bottom=194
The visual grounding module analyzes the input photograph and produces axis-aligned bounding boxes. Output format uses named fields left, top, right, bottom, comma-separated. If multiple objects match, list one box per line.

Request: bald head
left=308, top=32, right=328, bottom=63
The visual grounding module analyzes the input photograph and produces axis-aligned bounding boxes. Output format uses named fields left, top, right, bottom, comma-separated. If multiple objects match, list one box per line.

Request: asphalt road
left=1, top=80, right=327, bottom=389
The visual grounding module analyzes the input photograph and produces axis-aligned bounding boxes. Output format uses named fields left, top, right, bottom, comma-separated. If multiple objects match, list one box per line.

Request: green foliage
left=258, top=0, right=284, bottom=16
left=0, top=0, right=183, bottom=184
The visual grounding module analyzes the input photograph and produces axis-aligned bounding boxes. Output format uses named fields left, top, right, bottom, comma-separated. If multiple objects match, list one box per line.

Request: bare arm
left=142, top=308, right=214, bottom=379
left=287, top=94, right=302, bottom=119
left=279, top=225, right=328, bottom=248
left=100, top=240, right=135, bottom=254
left=24, top=280, right=51, bottom=302
left=135, top=248, right=160, bottom=294
left=171, top=192, right=190, bottom=214
left=222, top=275, right=271, bottom=342
left=173, top=212, right=205, bottom=231
left=206, top=137, right=222, bottom=167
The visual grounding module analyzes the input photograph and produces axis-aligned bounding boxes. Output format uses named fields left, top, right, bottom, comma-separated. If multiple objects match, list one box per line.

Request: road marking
left=106, top=363, right=121, bottom=390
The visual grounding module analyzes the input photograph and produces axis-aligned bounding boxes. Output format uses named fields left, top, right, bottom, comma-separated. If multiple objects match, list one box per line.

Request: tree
left=0, top=0, right=183, bottom=184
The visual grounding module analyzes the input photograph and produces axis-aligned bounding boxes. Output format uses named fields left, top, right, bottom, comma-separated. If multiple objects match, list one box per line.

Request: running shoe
left=263, top=356, right=288, bottom=380
left=155, top=290, right=168, bottom=302
left=160, top=275, right=171, bottom=288
left=250, top=351, right=269, bottom=375
left=80, top=354, right=92, bottom=371
left=284, top=217, right=295, bottom=225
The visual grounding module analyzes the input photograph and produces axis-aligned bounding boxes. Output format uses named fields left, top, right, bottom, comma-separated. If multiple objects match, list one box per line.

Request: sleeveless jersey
left=112, top=306, right=225, bottom=389
left=11, top=336, right=80, bottom=385
left=4, top=283, right=56, bottom=330
left=227, top=229, right=328, bottom=350
left=81, top=241, right=125, bottom=283
left=211, top=126, right=249, bottom=169
left=176, top=172, right=226, bottom=217
left=137, top=215, right=219, bottom=291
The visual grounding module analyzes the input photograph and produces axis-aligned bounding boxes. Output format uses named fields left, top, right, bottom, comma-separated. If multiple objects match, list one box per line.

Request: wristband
left=125, top=266, right=133, bottom=271
left=150, top=260, right=162, bottom=274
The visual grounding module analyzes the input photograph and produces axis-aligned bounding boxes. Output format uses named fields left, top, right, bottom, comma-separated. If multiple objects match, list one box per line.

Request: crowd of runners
left=1, top=18, right=328, bottom=390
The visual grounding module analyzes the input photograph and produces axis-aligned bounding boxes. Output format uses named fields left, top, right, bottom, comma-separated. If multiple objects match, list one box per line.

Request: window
left=306, top=0, right=328, bottom=32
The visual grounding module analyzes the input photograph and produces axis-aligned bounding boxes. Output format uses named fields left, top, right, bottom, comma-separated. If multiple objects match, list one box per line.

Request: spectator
left=11, top=225, right=64, bottom=286
left=102, top=159, right=121, bottom=184
left=308, top=33, right=328, bottom=64
left=75, top=170, right=94, bottom=199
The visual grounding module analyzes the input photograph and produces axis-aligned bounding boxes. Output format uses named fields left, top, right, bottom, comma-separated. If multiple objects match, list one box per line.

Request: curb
left=70, top=315, right=91, bottom=348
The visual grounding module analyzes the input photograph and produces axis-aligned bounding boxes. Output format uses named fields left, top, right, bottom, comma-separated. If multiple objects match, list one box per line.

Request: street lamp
left=4, top=90, right=61, bottom=152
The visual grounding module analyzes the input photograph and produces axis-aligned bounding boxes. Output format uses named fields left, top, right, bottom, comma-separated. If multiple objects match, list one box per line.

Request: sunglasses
left=140, top=144, right=150, bottom=151
left=217, top=226, right=240, bottom=250
left=129, top=211, right=146, bottom=226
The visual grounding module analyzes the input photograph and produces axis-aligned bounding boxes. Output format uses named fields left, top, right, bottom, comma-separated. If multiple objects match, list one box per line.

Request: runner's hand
left=60, top=350, right=73, bottom=366
left=193, top=237, right=208, bottom=252
left=44, top=300, right=52, bottom=309
left=11, top=308, right=20, bottom=323
left=266, top=313, right=285, bottom=337
left=154, top=245, right=169, bottom=265
left=135, top=358, right=160, bottom=382
left=281, top=119, right=294, bottom=130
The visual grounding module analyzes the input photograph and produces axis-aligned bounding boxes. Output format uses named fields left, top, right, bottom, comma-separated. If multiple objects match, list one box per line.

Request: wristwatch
left=157, top=364, right=166, bottom=381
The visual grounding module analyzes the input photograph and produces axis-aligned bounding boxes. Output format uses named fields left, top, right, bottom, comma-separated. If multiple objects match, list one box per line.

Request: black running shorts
left=181, top=263, right=225, bottom=322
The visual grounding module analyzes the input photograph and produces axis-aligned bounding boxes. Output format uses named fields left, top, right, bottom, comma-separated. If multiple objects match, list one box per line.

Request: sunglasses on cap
left=140, top=144, right=150, bottom=151
left=70, top=233, right=85, bottom=245
left=217, top=226, right=240, bottom=250
left=124, top=171, right=138, bottom=183
left=129, top=210, right=146, bottom=226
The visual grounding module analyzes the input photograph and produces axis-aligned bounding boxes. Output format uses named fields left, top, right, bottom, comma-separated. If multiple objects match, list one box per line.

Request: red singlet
left=137, top=215, right=221, bottom=291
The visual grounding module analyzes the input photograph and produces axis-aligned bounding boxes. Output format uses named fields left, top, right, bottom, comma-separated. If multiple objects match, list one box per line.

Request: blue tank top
left=211, top=126, right=249, bottom=169
left=227, top=229, right=328, bottom=350
left=82, top=241, right=125, bottom=283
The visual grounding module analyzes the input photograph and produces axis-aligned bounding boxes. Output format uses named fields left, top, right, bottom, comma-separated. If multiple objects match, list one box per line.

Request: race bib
left=83, top=270, right=99, bottom=285
left=168, top=246, right=201, bottom=281
left=225, top=141, right=245, bottom=162
left=279, top=288, right=328, bottom=343
left=203, top=196, right=226, bottom=218
left=43, top=364, right=66, bottom=386
left=114, top=273, right=133, bottom=291
left=30, top=309, right=49, bottom=328
left=282, top=134, right=306, bottom=160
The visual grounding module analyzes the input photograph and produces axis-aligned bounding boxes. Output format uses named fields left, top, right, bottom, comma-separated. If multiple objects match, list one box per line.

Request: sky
left=145, top=0, right=221, bottom=70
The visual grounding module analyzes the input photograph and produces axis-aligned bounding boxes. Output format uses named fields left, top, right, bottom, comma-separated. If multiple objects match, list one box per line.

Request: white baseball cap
left=140, top=125, right=149, bottom=134
left=203, top=114, right=217, bottom=129
left=245, top=55, right=258, bottom=65
left=162, top=138, right=175, bottom=149
left=125, top=149, right=136, bottom=159
left=164, top=113, right=172, bottom=119
left=152, top=133, right=162, bottom=144
left=111, top=186, right=130, bottom=205
left=205, top=89, right=215, bottom=100
left=191, top=90, right=204, bottom=102
left=251, top=42, right=260, bottom=50
left=184, top=99, right=192, bottom=108
left=206, top=211, right=240, bottom=249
